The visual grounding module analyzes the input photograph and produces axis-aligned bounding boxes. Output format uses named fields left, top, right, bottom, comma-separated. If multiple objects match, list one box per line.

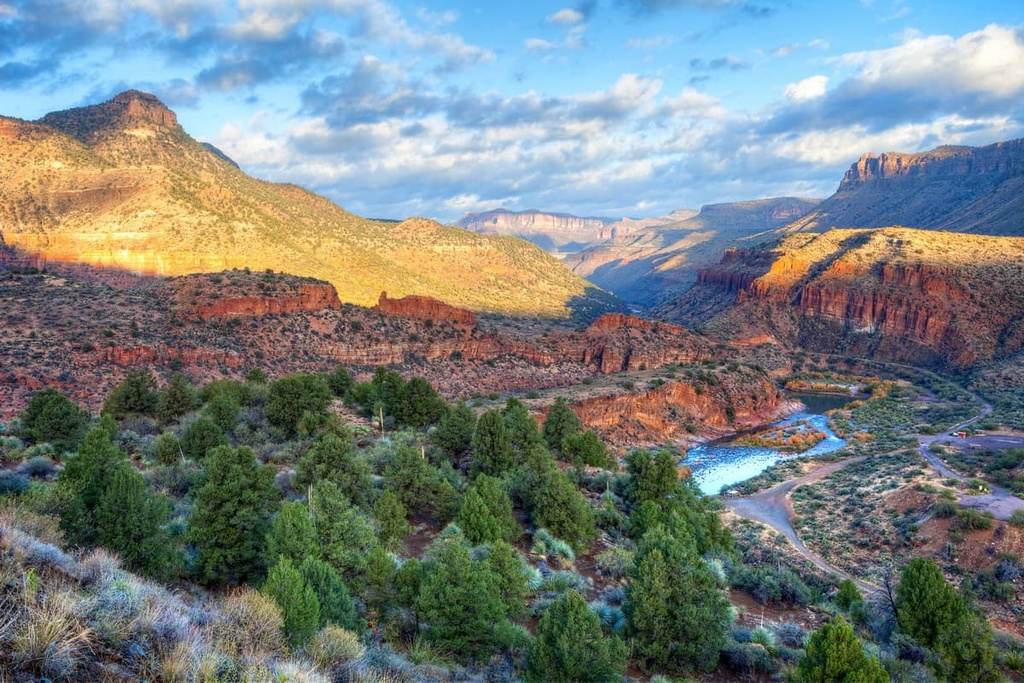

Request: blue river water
left=687, top=396, right=851, bottom=495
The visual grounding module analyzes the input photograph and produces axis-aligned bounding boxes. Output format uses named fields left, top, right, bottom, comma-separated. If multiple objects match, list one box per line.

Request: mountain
left=0, top=91, right=612, bottom=317
left=784, top=139, right=1024, bottom=235
left=563, top=198, right=820, bottom=305
left=456, top=208, right=617, bottom=252
left=654, top=227, right=1024, bottom=370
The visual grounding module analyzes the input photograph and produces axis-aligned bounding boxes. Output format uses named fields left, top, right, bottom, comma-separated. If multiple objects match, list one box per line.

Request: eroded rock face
left=656, top=227, right=1024, bottom=370
left=194, top=284, right=341, bottom=320
left=374, top=292, right=476, bottom=326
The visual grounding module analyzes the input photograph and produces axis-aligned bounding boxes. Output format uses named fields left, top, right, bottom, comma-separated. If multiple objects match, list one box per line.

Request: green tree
left=383, top=444, right=460, bottom=520
left=471, top=409, right=515, bottom=477
left=361, top=545, right=399, bottom=615
left=96, top=464, right=176, bottom=579
left=299, top=557, right=358, bottom=630
left=266, top=374, right=332, bottom=436
left=416, top=541, right=510, bottom=661
left=433, top=402, right=477, bottom=461
left=203, top=393, right=240, bottom=432
left=625, top=528, right=731, bottom=673
left=371, top=367, right=406, bottom=416
left=267, top=501, right=319, bottom=565
left=327, top=364, right=354, bottom=399
left=102, top=368, right=159, bottom=419
left=543, top=397, right=582, bottom=454
left=896, top=557, right=971, bottom=649
left=189, top=445, right=277, bottom=585
left=310, top=480, right=378, bottom=580
left=180, top=415, right=228, bottom=460
left=156, top=372, right=199, bottom=425
left=487, top=540, right=530, bottom=619
left=153, top=431, right=183, bottom=466
left=519, top=448, right=596, bottom=550
left=264, top=556, right=320, bottom=648
left=373, top=490, right=410, bottom=552
left=625, top=449, right=680, bottom=507
left=527, top=591, right=627, bottom=683
left=504, top=399, right=546, bottom=456
left=472, top=474, right=521, bottom=543
left=835, top=579, right=863, bottom=612
left=294, top=432, right=371, bottom=507
left=58, top=425, right=126, bottom=546
left=561, top=431, right=609, bottom=469
left=20, top=388, right=89, bottom=455
left=933, top=610, right=1000, bottom=683
left=396, top=377, right=446, bottom=428
left=200, top=378, right=254, bottom=407
left=792, top=616, right=888, bottom=683
left=457, top=489, right=502, bottom=545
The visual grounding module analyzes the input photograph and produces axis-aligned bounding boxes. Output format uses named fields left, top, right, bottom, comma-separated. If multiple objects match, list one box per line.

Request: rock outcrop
left=194, top=284, right=341, bottom=320
left=374, top=291, right=476, bottom=326
left=656, top=227, right=1024, bottom=370
left=457, top=208, right=616, bottom=251
left=783, top=139, right=1024, bottom=236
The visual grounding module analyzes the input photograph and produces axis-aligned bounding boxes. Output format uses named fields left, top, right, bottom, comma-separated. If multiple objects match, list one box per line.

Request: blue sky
left=2, top=0, right=1022, bottom=222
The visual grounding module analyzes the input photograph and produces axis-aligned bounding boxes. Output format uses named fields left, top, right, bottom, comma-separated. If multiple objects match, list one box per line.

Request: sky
left=1, top=1, right=1023, bottom=223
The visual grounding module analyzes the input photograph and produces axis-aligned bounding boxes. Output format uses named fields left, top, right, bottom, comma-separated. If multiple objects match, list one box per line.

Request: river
left=687, top=393, right=854, bottom=495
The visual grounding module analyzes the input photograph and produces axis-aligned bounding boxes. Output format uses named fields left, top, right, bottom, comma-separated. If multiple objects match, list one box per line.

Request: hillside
left=0, top=91, right=612, bottom=317
left=654, top=227, right=1024, bottom=370
left=783, top=139, right=1024, bottom=235
left=456, top=208, right=617, bottom=253
left=564, top=198, right=820, bottom=305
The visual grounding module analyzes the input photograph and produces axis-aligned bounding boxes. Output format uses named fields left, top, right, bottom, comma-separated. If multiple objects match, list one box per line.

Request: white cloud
left=525, top=37, right=557, bottom=52
left=784, top=75, right=828, bottom=102
left=626, top=34, right=675, bottom=50
left=836, top=24, right=1024, bottom=99
left=548, top=8, right=583, bottom=24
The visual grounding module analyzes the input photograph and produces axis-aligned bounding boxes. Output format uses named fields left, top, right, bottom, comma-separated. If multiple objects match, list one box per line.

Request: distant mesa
left=457, top=208, right=618, bottom=252
left=783, top=138, right=1024, bottom=235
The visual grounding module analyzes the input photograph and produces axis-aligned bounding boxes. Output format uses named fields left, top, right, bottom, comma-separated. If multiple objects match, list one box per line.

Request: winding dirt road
left=724, top=382, right=1024, bottom=591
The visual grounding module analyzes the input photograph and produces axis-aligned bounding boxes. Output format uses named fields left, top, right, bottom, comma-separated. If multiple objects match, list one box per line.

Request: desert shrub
left=933, top=500, right=958, bottom=518
left=595, top=547, right=633, bottom=579
left=775, top=622, right=807, bottom=648
left=305, top=625, right=364, bottom=671
left=210, top=589, right=286, bottom=660
left=954, top=508, right=994, bottom=531
left=17, top=456, right=58, bottom=479
left=0, top=471, right=31, bottom=495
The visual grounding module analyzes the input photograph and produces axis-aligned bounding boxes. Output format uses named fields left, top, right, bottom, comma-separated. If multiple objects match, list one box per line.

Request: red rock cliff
left=375, top=291, right=476, bottom=326
left=195, top=284, right=341, bottom=320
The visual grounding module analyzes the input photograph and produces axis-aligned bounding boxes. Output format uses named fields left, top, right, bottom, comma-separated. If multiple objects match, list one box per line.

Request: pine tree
left=503, top=399, right=545, bottom=456
left=96, top=464, right=176, bottom=579
left=472, top=474, right=521, bottom=543
left=299, top=557, right=358, bottom=630
left=189, top=445, right=277, bottom=585
left=625, top=448, right=680, bottom=506
left=58, top=425, right=126, bottom=546
left=20, top=388, right=90, bottom=455
left=362, top=545, right=399, bottom=615
left=487, top=540, right=530, bottom=618
left=520, top=448, right=596, bottom=550
left=396, top=377, right=446, bottom=428
left=457, top=489, right=502, bottom=544
left=561, top=431, right=609, bottom=468
left=264, top=556, right=320, bottom=648
left=156, top=372, right=199, bottom=425
left=542, top=397, right=582, bottom=454
left=327, top=364, right=354, bottom=399
left=266, top=374, right=332, bottom=436
left=527, top=591, right=627, bottom=683
left=471, top=409, right=514, bottom=477
left=203, top=393, right=240, bottom=432
left=310, top=480, right=378, bottom=580
left=180, top=414, right=228, bottom=460
left=416, top=541, right=510, bottom=661
left=294, top=432, right=371, bottom=507
left=383, top=444, right=460, bottom=519
left=373, top=490, right=410, bottom=552
left=896, top=557, right=970, bottom=649
left=625, top=528, right=731, bottom=673
left=102, top=368, right=159, bottom=419
left=792, top=616, right=888, bottom=683
left=432, top=402, right=477, bottom=461
left=153, top=432, right=183, bottom=466
left=267, top=501, right=319, bottom=565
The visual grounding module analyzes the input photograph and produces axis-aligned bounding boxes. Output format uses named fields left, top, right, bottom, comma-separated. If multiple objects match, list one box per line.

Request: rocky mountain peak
left=38, top=90, right=180, bottom=145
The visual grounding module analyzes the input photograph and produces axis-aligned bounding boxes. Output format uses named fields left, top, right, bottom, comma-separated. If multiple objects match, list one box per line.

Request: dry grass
left=8, top=589, right=95, bottom=680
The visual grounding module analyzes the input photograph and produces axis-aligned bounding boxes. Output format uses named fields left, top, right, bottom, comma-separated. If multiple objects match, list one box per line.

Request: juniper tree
left=189, top=445, right=277, bottom=585
left=294, top=432, right=371, bottom=507
left=20, top=388, right=89, bottom=455
left=457, top=488, right=503, bottom=545
left=96, top=464, right=176, bottom=579
left=267, top=501, right=319, bottom=565
left=266, top=373, right=332, bottom=436
left=542, top=397, right=582, bottom=454
left=310, top=480, right=377, bottom=581
left=299, top=556, right=358, bottom=630
left=180, top=414, right=228, bottom=460
left=432, top=401, right=477, bottom=461
left=471, top=409, right=514, bottom=477
left=264, top=556, right=320, bottom=648
left=373, top=489, right=410, bottom=551
left=472, top=474, right=521, bottom=543
left=156, top=372, right=199, bottom=425
left=102, top=368, right=159, bottom=419
left=58, top=425, right=127, bottom=546
left=792, top=616, right=888, bottom=683
left=527, top=590, right=627, bottom=683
